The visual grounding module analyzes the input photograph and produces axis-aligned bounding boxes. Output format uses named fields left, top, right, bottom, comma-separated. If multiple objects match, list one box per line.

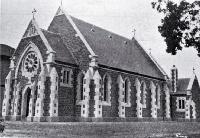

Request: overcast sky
left=1, top=0, right=199, bottom=80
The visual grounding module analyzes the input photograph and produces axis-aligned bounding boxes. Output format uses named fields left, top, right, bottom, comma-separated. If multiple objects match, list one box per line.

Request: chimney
left=171, top=65, right=178, bottom=93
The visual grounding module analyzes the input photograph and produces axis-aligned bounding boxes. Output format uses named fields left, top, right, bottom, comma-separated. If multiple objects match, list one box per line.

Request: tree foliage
left=151, top=0, right=200, bottom=56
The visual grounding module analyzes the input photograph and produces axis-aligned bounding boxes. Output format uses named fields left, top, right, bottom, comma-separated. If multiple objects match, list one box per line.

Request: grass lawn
left=0, top=121, right=200, bottom=138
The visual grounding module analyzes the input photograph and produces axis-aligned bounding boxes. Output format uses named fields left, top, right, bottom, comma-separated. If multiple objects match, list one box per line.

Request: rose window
left=24, top=52, right=39, bottom=73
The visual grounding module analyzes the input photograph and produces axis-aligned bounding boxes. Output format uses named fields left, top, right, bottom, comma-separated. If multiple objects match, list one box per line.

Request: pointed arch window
left=124, top=78, right=131, bottom=106
left=102, top=74, right=111, bottom=105
left=140, top=81, right=147, bottom=108
left=80, top=75, right=84, bottom=100
left=156, top=84, right=161, bottom=109
left=124, top=79, right=129, bottom=103
left=76, top=72, right=85, bottom=104
left=103, top=75, right=108, bottom=101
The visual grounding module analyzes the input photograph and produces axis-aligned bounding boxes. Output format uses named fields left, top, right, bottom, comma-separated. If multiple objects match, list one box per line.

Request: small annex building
left=170, top=65, right=200, bottom=121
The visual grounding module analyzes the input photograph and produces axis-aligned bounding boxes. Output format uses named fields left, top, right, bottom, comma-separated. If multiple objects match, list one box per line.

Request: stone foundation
left=3, top=115, right=172, bottom=122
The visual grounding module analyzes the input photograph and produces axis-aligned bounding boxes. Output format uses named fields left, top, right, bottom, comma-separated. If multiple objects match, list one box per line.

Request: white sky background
left=0, top=0, right=199, bottom=80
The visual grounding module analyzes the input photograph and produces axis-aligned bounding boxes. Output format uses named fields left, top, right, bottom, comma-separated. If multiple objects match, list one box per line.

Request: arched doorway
left=25, top=88, right=31, bottom=117
left=22, top=87, right=32, bottom=118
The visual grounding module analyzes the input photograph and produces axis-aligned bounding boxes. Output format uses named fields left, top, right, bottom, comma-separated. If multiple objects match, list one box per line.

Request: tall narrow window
left=155, top=86, right=158, bottom=105
left=124, top=79, right=129, bottom=103
left=179, top=100, right=182, bottom=109
left=102, top=74, right=111, bottom=105
left=80, top=75, right=84, bottom=100
left=63, top=70, right=70, bottom=84
left=76, top=72, right=85, bottom=104
left=61, top=68, right=72, bottom=87
left=103, top=75, right=108, bottom=101
left=66, top=71, right=70, bottom=84
left=177, top=97, right=186, bottom=111
left=156, top=84, right=160, bottom=108
left=140, top=82, right=146, bottom=107
left=63, top=70, right=66, bottom=83
left=182, top=100, right=185, bottom=109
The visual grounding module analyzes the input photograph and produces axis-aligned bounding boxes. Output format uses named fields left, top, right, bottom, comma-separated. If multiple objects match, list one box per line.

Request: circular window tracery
left=23, top=51, right=39, bottom=74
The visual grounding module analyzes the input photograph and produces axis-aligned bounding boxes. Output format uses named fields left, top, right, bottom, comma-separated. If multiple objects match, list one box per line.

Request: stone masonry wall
left=98, top=66, right=166, bottom=120
left=170, top=95, right=185, bottom=120
left=56, top=65, right=77, bottom=117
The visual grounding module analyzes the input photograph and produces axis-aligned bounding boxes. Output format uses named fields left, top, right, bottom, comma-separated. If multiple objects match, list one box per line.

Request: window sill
left=142, top=104, right=146, bottom=108
left=102, top=101, right=111, bottom=106
left=124, top=102, right=131, bottom=107
left=60, top=83, right=72, bottom=87
left=176, top=109, right=185, bottom=112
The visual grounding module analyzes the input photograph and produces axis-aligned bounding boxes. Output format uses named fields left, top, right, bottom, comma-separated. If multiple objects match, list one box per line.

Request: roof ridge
left=71, top=16, right=132, bottom=42
left=71, top=16, right=167, bottom=78
left=48, top=7, right=167, bottom=79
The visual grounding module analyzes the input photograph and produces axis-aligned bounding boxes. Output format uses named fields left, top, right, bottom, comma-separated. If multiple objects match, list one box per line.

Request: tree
left=151, top=0, right=200, bottom=57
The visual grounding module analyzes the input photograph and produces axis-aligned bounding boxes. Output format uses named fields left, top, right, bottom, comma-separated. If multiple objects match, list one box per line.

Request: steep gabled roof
left=174, top=74, right=199, bottom=94
left=177, top=78, right=191, bottom=93
left=48, top=7, right=166, bottom=79
left=71, top=17, right=165, bottom=79
left=41, top=29, right=76, bottom=65
left=13, top=18, right=77, bottom=66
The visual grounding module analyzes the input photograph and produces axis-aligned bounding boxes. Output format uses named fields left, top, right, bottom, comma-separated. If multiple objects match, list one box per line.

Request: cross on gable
left=193, top=67, right=196, bottom=74
left=32, top=8, right=37, bottom=19
left=149, top=48, right=152, bottom=54
left=55, top=6, right=65, bottom=16
left=132, top=28, right=136, bottom=37
left=22, top=9, right=39, bottom=38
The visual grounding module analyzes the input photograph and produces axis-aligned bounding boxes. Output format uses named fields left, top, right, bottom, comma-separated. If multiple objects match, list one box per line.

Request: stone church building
left=1, top=6, right=199, bottom=122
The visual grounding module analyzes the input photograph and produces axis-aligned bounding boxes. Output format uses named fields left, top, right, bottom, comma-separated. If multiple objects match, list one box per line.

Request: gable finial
left=32, top=8, right=37, bottom=19
left=132, top=28, right=136, bottom=37
left=149, top=48, right=152, bottom=54
left=193, top=67, right=196, bottom=74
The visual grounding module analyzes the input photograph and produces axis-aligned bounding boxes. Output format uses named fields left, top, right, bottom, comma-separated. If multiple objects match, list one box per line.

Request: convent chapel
left=2, top=6, right=200, bottom=122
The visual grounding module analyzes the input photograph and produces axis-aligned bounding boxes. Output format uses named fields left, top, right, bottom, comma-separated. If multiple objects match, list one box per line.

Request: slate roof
left=72, top=17, right=165, bottom=79
left=41, top=30, right=77, bottom=65
left=177, top=78, right=191, bottom=92
left=47, top=8, right=166, bottom=80
left=170, top=78, right=191, bottom=95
